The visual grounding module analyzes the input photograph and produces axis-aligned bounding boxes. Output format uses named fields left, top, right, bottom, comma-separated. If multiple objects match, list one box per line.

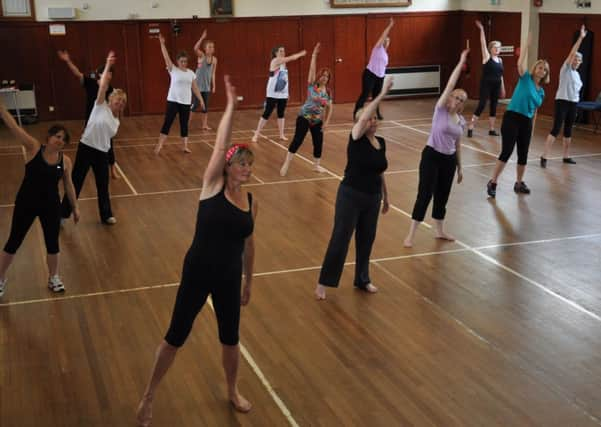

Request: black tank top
left=188, top=187, right=254, bottom=265
left=341, top=134, right=388, bottom=194
left=16, top=146, right=64, bottom=203
left=482, top=57, right=503, bottom=82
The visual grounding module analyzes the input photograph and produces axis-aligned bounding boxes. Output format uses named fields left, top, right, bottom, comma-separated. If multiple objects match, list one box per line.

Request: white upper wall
left=34, top=0, right=461, bottom=21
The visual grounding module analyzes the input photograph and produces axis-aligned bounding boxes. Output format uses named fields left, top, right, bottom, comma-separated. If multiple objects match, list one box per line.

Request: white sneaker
left=104, top=217, right=117, bottom=225
left=0, top=277, right=7, bottom=298
left=48, top=275, right=65, bottom=293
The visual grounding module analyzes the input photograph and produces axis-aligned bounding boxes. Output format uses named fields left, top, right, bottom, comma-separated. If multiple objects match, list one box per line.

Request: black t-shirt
left=82, top=76, right=113, bottom=124
left=341, top=134, right=387, bottom=194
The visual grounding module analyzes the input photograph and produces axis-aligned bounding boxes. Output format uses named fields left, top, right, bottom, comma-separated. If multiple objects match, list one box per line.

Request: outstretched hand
left=312, top=42, right=321, bottom=56
left=580, top=24, right=587, bottom=39
left=158, top=33, right=165, bottom=44
left=106, top=50, right=117, bottom=67
left=475, top=20, right=484, bottom=31
left=57, top=50, right=70, bottom=62
left=460, top=48, right=470, bottom=63
left=388, top=17, right=394, bottom=27
left=201, top=29, right=207, bottom=39
left=224, top=75, right=237, bottom=105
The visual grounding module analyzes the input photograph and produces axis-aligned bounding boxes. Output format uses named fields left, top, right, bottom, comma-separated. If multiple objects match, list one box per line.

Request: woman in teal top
left=487, top=33, right=550, bottom=198
left=280, top=42, right=333, bottom=176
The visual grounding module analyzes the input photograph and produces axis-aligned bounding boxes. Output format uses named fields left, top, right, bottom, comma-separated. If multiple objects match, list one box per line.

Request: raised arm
left=0, top=100, right=39, bottom=154
left=273, top=50, right=307, bottom=67
left=193, top=29, right=207, bottom=58
left=351, top=77, right=393, bottom=140
left=566, top=25, right=587, bottom=64
left=57, top=50, right=84, bottom=82
left=201, top=75, right=236, bottom=194
left=436, top=49, right=469, bottom=109
left=517, top=32, right=531, bottom=76
left=307, top=43, right=320, bottom=84
left=373, top=17, right=394, bottom=50
left=475, top=20, right=490, bottom=64
left=96, top=51, right=115, bottom=106
left=159, top=34, right=174, bottom=71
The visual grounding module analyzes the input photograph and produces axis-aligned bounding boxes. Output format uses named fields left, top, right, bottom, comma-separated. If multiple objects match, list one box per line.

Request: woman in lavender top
left=403, top=49, right=469, bottom=248
left=353, top=17, right=394, bottom=120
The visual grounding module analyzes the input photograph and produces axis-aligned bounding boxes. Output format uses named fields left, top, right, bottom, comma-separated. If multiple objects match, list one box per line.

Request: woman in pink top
left=403, top=49, right=469, bottom=248
left=353, top=17, right=394, bottom=120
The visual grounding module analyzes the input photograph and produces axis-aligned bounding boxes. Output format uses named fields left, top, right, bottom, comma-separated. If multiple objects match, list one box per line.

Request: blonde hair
left=227, top=147, right=254, bottom=166
left=530, top=59, right=550, bottom=85
left=488, top=41, right=501, bottom=52
left=109, top=88, right=127, bottom=103
left=449, top=88, right=468, bottom=113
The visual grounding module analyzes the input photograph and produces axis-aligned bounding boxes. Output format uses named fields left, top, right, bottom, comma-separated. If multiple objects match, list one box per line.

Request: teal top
left=507, top=72, right=545, bottom=119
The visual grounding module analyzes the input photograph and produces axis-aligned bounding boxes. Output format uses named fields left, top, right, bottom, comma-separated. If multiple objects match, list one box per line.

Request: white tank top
left=266, top=64, right=289, bottom=99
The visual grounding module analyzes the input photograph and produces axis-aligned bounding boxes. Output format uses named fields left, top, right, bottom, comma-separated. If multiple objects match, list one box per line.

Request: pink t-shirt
left=366, top=46, right=388, bottom=78
left=426, top=105, right=465, bottom=155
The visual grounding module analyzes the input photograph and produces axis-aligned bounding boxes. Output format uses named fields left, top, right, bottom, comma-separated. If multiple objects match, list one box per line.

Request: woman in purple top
left=403, top=49, right=469, bottom=248
left=353, top=17, right=394, bottom=120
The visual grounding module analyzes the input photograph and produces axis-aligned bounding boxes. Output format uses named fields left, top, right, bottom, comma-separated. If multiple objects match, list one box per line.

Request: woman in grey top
left=191, top=29, right=218, bottom=131
left=540, top=25, right=587, bottom=168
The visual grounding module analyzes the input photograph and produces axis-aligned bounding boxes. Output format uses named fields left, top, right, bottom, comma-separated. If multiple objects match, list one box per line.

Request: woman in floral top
left=280, top=43, right=333, bottom=176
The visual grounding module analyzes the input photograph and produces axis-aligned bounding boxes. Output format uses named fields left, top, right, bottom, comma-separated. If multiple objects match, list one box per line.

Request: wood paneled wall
left=539, top=13, right=601, bottom=115
left=1, top=11, right=525, bottom=122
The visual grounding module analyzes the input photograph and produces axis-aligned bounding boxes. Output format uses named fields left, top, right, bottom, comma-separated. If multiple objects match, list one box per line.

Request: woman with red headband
left=280, top=42, right=333, bottom=176
left=137, top=76, right=258, bottom=425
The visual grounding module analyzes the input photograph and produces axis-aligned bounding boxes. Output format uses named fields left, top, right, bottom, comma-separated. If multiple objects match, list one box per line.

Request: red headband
left=225, top=144, right=249, bottom=162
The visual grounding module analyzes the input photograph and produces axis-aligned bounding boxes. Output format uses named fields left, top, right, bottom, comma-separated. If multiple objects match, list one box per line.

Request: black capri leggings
left=411, top=145, right=457, bottom=222
left=164, top=252, right=242, bottom=347
left=288, top=116, right=324, bottom=158
left=191, top=92, right=211, bottom=114
left=160, top=101, right=191, bottom=137
left=549, top=99, right=578, bottom=138
left=4, top=200, right=60, bottom=255
left=262, top=97, right=287, bottom=119
left=499, top=111, right=533, bottom=165
left=354, top=69, right=384, bottom=119
left=108, top=138, right=115, bottom=166
left=474, top=79, right=502, bottom=117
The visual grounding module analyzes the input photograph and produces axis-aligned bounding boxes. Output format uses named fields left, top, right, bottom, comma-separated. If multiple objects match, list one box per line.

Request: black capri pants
left=549, top=99, right=578, bottom=138
left=474, top=79, right=502, bottom=117
left=165, top=252, right=242, bottom=347
left=354, top=68, right=384, bottom=119
left=499, top=111, right=533, bottom=165
left=288, top=116, right=324, bottom=158
left=411, top=145, right=457, bottom=222
left=160, top=101, right=191, bottom=137
left=108, top=139, right=115, bottom=166
left=4, top=199, right=60, bottom=255
left=191, top=92, right=210, bottom=114
left=262, top=97, right=288, bottom=119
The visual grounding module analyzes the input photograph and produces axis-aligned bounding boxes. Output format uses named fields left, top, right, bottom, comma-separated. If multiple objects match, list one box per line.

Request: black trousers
left=319, top=184, right=381, bottom=288
left=4, top=198, right=60, bottom=255
left=262, top=97, right=287, bottom=119
left=191, top=92, right=211, bottom=113
left=411, top=146, right=457, bottom=222
left=549, top=99, right=578, bottom=138
left=60, top=143, right=113, bottom=222
left=353, top=69, right=384, bottom=119
left=287, top=116, right=324, bottom=158
left=160, top=101, right=191, bottom=137
left=107, top=139, right=115, bottom=166
left=499, top=111, right=533, bottom=165
left=474, top=79, right=502, bottom=117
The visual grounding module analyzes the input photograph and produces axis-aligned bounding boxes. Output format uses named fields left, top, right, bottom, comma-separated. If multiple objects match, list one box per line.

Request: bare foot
left=202, top=126, right=212, bottom=131
left=229, top=391, right=252, bottom=413
left=279, top=135, right=288, bottom=141
left=154, top=143, right=163, bottom=155
left=313, top=164, right=326, bottom=173
left=361, top=283, right=378, bottom=293
left=183, top=147, right=192, bottom=154
left=111, top=167, right=121, bottom=180
left=403, top=237, right=413, bottom=248
left=136, top=397, right=152, bottom=427
left=435, top=232, right=455, bottom=242
left=314, top=284, right=326, bottom=300
left=280, top=162, right=289, bottom=177
left=251, top=133, right=259, bottom=143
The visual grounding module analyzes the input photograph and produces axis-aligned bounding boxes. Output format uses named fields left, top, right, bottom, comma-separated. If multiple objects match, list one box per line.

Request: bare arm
left=200, top=75, right=236, bottom=197
left=159, top=34, right=174, bottom=71
left=62, top=156, right=80, bottom=223
left=191, top=80, right=205, bottom=111
left=351, top=77, right=393, bottom=140
left=241, top=201, right=258, bottom=306
left=0, top=101, right=39, bottom=154
left=517, top=32, right=531, bottom=77
left=475, top=20, right=490, bottom=64
left=307, top=43, right=320, bottom=84
left=57, top=50, right=84, bottom=83
left=436, top=49, right=469, bottom=109
left=500, top=76, right=506, bottom=98
left=323, top=102, right=333, bottom=128
left=193, top=29, right=207, bottom=58
left=381, top=174, right=389, bottom=214
left=455, top=137, right=463, bottom=184
left=96, top=51, right=115, bottom=106
left=566, top=25, right=587, bottom=64
left=211, top=57, right=218, bottom=93
left=374, top=17, right=394, bottom=50
left=272, top=50, right=307, bottom=67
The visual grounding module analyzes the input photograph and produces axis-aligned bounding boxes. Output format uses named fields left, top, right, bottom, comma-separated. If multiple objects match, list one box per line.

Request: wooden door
left=334, top=16, right=366, bottom=104
left=139, top=22, right=172, bottom=114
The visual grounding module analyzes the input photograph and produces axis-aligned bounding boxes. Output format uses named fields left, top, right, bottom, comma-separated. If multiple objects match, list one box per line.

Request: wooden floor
left=1, top=98, right=601, bottom=427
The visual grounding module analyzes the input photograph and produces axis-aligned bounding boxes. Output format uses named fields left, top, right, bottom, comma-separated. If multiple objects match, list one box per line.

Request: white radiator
left=385, top=65, right=440, bottom=97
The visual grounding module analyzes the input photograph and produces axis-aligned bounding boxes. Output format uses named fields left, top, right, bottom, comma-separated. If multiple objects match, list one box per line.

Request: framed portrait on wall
left=210, top=0, right=233, bottom=16
left=330, top=0, right=411, bottom=7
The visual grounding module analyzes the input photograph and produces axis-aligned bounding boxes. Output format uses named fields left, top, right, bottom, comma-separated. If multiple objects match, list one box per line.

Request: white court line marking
left=206, top=298, right=300, bottom=427
left=113, top=162, right=138, bottom=195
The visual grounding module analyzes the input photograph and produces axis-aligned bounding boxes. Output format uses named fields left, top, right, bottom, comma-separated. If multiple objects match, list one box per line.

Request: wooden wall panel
left=299, top=16, right=335, bottom=99
left=334, top=15, right=366, bottom=103
left=138, top=22, right=172, bottom=114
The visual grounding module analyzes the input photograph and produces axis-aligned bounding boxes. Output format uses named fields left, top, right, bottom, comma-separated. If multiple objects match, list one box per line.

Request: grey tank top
left=195, top=56, right=214, bottom=92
